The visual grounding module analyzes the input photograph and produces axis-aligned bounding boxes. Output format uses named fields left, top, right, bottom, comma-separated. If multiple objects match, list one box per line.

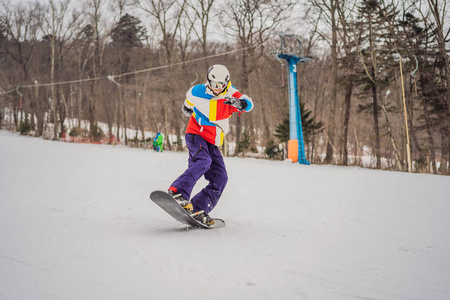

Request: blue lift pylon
left=271, top=32, right=313, bottom=165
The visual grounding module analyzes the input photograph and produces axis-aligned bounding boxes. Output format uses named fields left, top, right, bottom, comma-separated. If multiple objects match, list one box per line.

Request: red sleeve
left=232, top=91, right=242, bottom=98
left=215, top=99, right=238, bottom=120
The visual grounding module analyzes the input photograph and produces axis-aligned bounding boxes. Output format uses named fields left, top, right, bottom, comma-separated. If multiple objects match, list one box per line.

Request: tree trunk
left=51, top=35, right=58, bottom=140
left=342, top=73, right=353, bottom=166
left=89, top=83, right=96, bottom=135
left=13, top=105, right=19, bottom=131
left=421, top=97, right=438, bottom=174
left=439, top=126, right=449, bottom=175
left=59, top=88, right=67, bottom=138
left=371, top=79, right=381, bottom=169
left=427, top=0, right=450, bottom=174
left=324, top=0, right=338, bottom=164
left=122, top=90, right=127, bottom=145
left=34, top=83, right=45, bottom=137
left=409, top=76, right=422, bottom=161
left=236, top=47, right=250, bottom=154
left=380, top=92, right=402, bottom=171
left=116, top=90, right=121, bottom=142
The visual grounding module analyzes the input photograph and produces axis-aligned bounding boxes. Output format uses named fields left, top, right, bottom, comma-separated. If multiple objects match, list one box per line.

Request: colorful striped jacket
left=184, top=82, right=254, bottom=146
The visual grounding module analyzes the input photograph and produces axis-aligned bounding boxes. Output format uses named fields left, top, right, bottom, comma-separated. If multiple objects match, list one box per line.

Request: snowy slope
left=1, top=132, right=449, bottom=300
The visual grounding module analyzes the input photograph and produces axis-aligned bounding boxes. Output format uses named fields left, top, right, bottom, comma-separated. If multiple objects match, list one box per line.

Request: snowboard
left=150, top=190, right=226, bottom=229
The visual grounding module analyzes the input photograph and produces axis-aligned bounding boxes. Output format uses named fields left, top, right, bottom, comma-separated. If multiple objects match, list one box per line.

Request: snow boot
left=168, top=190, right=193, bottom=213
left=191, top=211, right=215, bottom=226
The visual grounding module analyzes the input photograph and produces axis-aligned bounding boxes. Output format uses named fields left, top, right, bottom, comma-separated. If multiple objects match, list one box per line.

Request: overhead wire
left=3, top=41, right=440, bottom=97
left=0, top=42, right=265, bottom=96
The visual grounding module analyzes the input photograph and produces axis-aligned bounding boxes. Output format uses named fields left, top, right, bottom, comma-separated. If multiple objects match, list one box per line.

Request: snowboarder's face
left=209, top=80, right=227, bottom=95
left=211, top=86, right=224, bottom=95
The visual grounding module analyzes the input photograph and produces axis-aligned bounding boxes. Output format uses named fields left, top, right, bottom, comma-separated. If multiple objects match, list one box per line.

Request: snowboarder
left=168, top=64, right=253, bottom=225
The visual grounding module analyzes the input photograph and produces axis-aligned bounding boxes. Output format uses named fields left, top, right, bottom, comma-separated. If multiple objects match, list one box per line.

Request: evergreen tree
left=400, top=9, right=448, bottom=174
left=336, top=0, right=359, bottom=166
left=353, top=0, right=398, bottom=169
left=275, top=101, right=324, bottom=144
left=111, top=14, right=146, bottom=48
left=265, top=139, right=280, bottom=160
left=109, top=14, right=147, bottom=75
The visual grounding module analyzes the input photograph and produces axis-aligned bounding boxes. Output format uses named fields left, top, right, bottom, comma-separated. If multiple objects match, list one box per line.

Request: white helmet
left=207, top=64, right=230, bottom=90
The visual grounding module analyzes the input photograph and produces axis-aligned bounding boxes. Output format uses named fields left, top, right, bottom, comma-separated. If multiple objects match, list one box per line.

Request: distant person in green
left=153, top=132, right=163, bottom=152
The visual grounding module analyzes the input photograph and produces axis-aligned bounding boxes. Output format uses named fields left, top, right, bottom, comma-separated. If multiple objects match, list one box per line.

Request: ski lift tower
left=270, top=32, right=313, bottom=165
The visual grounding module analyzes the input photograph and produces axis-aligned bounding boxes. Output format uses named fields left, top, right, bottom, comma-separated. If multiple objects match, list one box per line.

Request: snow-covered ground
left=1, top=131, right=449, bottom=300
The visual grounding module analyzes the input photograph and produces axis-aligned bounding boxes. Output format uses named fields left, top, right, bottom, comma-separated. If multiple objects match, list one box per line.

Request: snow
left=1, top=131, right=449, bottom=300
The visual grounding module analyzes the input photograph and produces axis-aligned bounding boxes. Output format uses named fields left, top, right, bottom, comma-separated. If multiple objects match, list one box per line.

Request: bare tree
left=84, top=0, right=113, bottom=136
left=71, top=24, right=93, bottom=128
left=307, top=0, right=339, bottom=164
left=136, top=0, right=187, bottom=64
left=425, top=0, right=450, bottom=174
left=136, top=0, right=188, bottom=150
left=43, top=0, right=82, bottom=139
left=185, top=0, right=217, bottom=67
left=336, top=0, right=357, bottom=166
left=222, top=0, right=293, bottom=152
left=0, top=0, right=44, bottom=133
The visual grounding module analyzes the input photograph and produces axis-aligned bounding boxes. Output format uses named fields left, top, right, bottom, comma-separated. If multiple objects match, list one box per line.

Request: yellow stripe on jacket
left=209, top=100, right=218, bottom=121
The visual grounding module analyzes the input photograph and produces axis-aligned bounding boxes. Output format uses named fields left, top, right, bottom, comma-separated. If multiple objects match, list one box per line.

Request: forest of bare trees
left=0, top=0, right=449, bottom=175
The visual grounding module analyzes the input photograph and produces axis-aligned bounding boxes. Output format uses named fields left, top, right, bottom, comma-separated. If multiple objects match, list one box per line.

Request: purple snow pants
left=170, top=134, right=228, bottom=214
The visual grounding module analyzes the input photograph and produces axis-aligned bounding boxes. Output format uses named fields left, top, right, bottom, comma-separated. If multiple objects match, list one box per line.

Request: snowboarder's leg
left=191, top=144, right=228, bottom=214
left=169, top=134, right=212, bottom=200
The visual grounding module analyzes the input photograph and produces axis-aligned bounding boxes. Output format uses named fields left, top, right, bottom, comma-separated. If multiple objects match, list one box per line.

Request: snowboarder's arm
left=182, top=103, right=193, bottom=117
left=182, top=87, right=196, bottom=116
left=237, top=94, right=253, bottom=112
left=224, top=97, right=247, bottom=111
left=224, top=94, right=253, bottom=112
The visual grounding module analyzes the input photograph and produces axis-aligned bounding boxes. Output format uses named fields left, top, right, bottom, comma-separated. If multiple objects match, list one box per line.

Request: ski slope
left=1, top=132, right=449, bottom=300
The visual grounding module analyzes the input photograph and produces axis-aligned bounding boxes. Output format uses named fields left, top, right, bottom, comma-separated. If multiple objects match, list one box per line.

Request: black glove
left=182, top=104, right=193, bottom=117
left=224, top=97, right=247, bottom=111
